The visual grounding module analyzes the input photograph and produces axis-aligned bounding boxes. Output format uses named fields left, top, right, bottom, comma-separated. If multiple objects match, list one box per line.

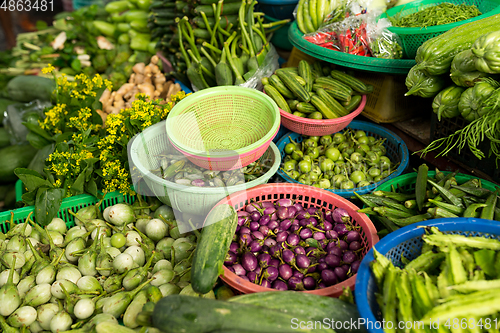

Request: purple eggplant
left=267, top=220, right=279, bottom=230
left=299, top=219, right=308, bottom=227
left=326, top=230, right=339, bottom=240
left=296, top=211, right=310, bottom=220
left=343, top=251, right=357, bottom=264
left=254, top=266, right=262, bottom=275
left=293, top=271, right=304, bottom=280
left=262, top=266, right=279, bottom=281
left=324, top=210, right=333, bottom=223
left=288, top=276, right=305, bottom=291
left=233, top=264, right=246, bottom=276
left=279, top=264, right=293, bottom=280
left=287, top=206, right=298, bottom=219
left=224, top=251, right=238, bottom=265
left=240, top=276, right=250, bottom=282
left=269, top=259, right=280, bottom=268
left=242, top=252, right=258, bottom=272
left=299, top=228, right=313, bottom=239
left=250, top=211, right=262, bottom=222
left=318, top=282, right=326, bottom=289
left=290, top=225, right=300, bottom=233
left=293, top=203, right=305, bottom=212
left=261, top=201, right=274, bottom=208
left=270, top=245, right=282, bottom=258
left=282, top=249, right=295, bottom=264
left=238, top=211, right=250, bottom=217
left=334, top=266, right=347, bottom=281
left=263, top=206, right=277, bottom=216
left=321, top=269, right=338, bottom=286
left=333, top=223, right=349, bottom=237
left=235, top=226, right=241, bottom=233
left=327, top=246, right=343, bottom=258
left=276, top=198, right=293, bottom=207
left=313, top=232, right=326, bottom=241
left=296, top=254, right=310, bottom=269
left=276, top=231, right=289, bottom=243
left=227, top=266, right=235, bottom=274
left=346, top=230, right=361, bottom=243
left=277, top=206, right=289, bottom=220
left=263, top=238, right=276, bottom=248
left=317, top=262, right=328, bottom=271
left=270, top=212, right=278, bottom=221
left=257, top=253, right=271, bottom=268
left=229, top=242, right=239, bottom=253
left=305, top=217, right=318, bottom=227
left=261, top=279, right=272, bottom=288
left=249, top=221, right=260, bottom=231
left=351, top=260, right=361, bottom=274
left=259, top=226, right=271, bottom=237
left=332, top=207, right=351, bottom=224
left=303, top=276, right=316, bottom=290
left=307, top=264, right=317, bottom=273
left=272, top=280, right=288, bottom=291
left=318, top=239, right=328, bottom=249
left=261, top=245, right=269, bottom=253
left=245, top=203, right=260, bottom=214
left=323, top=221, right=333, bottom=231
left=247, top=271, right=258, bottom=283
left=237, top=217, right=247, bottom=226
left=239, top=233, right=253, bottom=246
left=306, top=207, right=318, bottom=215
left=325, top=254, right=341, bottom=268
left=287, top=233, right=300, bottom=247
left=294, top=246, right=306, bottom=255
left=349, top=241, right=362, bottom=251
left=249, top=240, right=263, bottom=252
left=252, top=231, right=264, bottom=240
left=259, top=215, right=270, bottom=226
left=280, top=219, right=292, bottom=231
left=336, top=240, right=348, bottom=251
left=240, top=226, right=251, bottom=235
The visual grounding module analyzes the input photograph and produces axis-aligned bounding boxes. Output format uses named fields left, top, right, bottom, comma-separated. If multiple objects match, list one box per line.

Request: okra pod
left=435, top=167, right=445, bottom=181
left=381, top=198, right=415, bottom=215
left=373, top=190, right=416, bottom=202
left=428, top=199, right=465, bottom=216
left=387, top=213, right=433, bottom=227
left=463, top=203, right=487, bottom=218
left=357, top=207, right=376, bottom=215
left=423, top=233, right=500, bottom=250
left=353, top=192, right=377, bottom=208
left=415, top=164, right=428, bottom=212
left=427, top=207, right=459, bottom=218
left=427, top=179, right=464, bottom=208
left=404, top=199, right=417, bottom=209
left=451, top=185, right=493, bottom=198
left=405, top=251, right=445, bottom=272
left=480, top=190, right=498, bottom=220
left=373, top=216, right=399, bottom=233
left=373, top=206, right=413, bottom=218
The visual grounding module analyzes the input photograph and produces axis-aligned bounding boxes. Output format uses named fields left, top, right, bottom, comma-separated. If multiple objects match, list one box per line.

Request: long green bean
left=391, top=3, right=481, bottom=28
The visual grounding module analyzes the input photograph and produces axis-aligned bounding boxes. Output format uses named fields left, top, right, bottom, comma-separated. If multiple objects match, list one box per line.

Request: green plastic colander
left=381, top=0, right=500, bottom=58
left=166, top=86, right=281, bottom=171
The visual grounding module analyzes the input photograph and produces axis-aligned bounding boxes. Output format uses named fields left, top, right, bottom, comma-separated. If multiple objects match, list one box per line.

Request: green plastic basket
left=287, top=21, right=416, bottom=74
left=165, top=86, right=281, bottom=171
left=375, top=171, right=499, bottom=193
left=0, top=191, right=135, bottom=232
left=381, top=0, right=500, bottom=58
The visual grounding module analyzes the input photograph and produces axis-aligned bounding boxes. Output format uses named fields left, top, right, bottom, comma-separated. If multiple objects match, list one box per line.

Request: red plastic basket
left=280, top=95, right=366, bottom=136
left=211, top=183, right=379, bottom=297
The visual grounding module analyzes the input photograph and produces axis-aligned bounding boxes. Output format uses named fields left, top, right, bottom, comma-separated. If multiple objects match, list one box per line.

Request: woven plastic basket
left=279, top=95, right=366, bottom=136
left=381, top=0, right=500, bottom=59
left=288, top=22, right=416, bottom=74
left=212, top=183, right=379, bottom=297
left=128, top=121, right=281, bottom=217
left=276, top=120, right=410, bottom=198
left=354, top=218, right=500, bottom=333
left=165, top=86, right=281, bottom=171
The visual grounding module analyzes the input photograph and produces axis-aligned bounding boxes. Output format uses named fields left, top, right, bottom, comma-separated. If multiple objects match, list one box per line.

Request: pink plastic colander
left=209, top=183, right=379, bottom=297
left=280, top=95, right=366, bottom=136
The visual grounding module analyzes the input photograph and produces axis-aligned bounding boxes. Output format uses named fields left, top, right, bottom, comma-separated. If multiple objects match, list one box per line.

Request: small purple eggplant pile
left=224, top=198, right=366, bottom=291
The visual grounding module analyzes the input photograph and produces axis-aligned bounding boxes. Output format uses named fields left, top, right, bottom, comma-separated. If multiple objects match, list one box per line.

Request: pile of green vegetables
left=356, top=164, right=500, bottom=235
left=150, top=0, right=289, bottom=89
left=371, top=226, right=500, bottom=329
left=281, top=131, right=397, bottom=190
left=390, top=2, right=482, bottom=28
left=405, top=17, right=500, bottom=163
left=0, top=197, right=209, bottom=333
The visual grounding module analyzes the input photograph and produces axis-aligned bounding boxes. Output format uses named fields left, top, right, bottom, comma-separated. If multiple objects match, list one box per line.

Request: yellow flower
left=42, top=64, right=55, bottom=74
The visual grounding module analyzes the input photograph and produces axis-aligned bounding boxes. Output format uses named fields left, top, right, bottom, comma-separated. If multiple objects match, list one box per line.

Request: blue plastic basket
left=276, top=120, right=409, bottom=198
left=256, top=0, right=299, bottom=20
left=354, top=218, right=500, bottom=333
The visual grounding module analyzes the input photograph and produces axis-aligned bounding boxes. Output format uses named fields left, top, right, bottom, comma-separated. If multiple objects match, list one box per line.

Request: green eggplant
left=432, top=85, right=465, bottom=120
left=458, top=81, right=497, bottom=121
left=450, top=50, right=490, bottom=87
left=471, top=30, right=500, bottom=74
left=405, top=66, right=447, bottom=98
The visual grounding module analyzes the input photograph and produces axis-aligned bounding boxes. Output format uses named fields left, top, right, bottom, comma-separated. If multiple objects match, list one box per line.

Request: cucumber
left=264, top=85, right=290, bottom=113
left=229, top=291, right=367, bottom=333
left=0, top=144, right=37, bottom=184
left=312, top=83, right=351, bottom=102
left=298, top=60, right=313, bottom=92
left=269, top=75, right=294, bottom=99
left=149, top=295, right=332, bottom=333
left=314, top=77, right=353, bottom=95
left=316, top=88, right=349, bottom=117
left=276, top=71, right=310, bottom=102
left=191, top=204, right=237, bottom=294
left=0, top=127, right=11, bottom=148
left=311, top=95, right=340, bottom=119
left=296, top=102, right=316, bottom=114
left=345, top=95, right=362, bottom=112
left=330, top=70, right=371, bottom=94
left=287, top=99, right=300, bottom=111
left=7, top=76, right=56, bottom=102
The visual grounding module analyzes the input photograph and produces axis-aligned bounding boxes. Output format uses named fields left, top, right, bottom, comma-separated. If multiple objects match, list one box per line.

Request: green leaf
left=35, top=188, right=65, bottom=227
left=55, top=132, right=74, bottom=144
left=56, top=141, right=70, bottom=153
left=21, top=190, right=37, bottom=206
left=23, top=123, right=55, bottom=142
left=85, top=179, right=99, bottom=198
left=35, top=20, right=48, bottom=30
left=26, top=132, right=52, bottom=149
left=71, top=168, right=86, bottom=194
left=14, top=168, right=53, bottom=193
left=71, top=58, right=82, bottom=72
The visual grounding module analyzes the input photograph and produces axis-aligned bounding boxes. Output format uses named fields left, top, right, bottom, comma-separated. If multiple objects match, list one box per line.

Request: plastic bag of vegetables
left=472, top=30, right=500, bottom=74
left=432, top=85, right=465, bottom=121
left=450, top=50, right=491, bottom=88
left=458, top=79, right=498, bottom=121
